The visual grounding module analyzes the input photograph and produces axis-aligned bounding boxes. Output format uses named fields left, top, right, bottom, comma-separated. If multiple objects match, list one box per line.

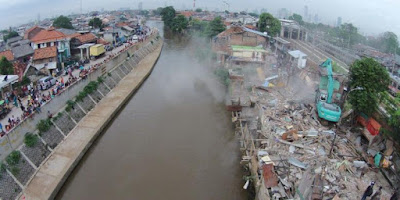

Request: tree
left=348, top=58, right=390, bottom=115
left=224, top=10, right=230, bottom=14
left=0, top=57, right=14, bottom=75
left=171, top=15, right=188, bottom=33
left=53, top=15, right=74, bottom=29
left=89, top=17, right=103, bottom=29
left=380, top=32, right=399, bottom=54
left=161, top=6, right=176, bottom=28
left=288, top=13, right=304, bottom=25
left=205, top=16, right=226, bottom=38
left=195, top=8, right=202, bottom=12
left=3, top=31, right=19, bottom=42
left=258, top=13, right=281, bottom=36
left=140, top=10, right=150, bottom=17
left=153, top=7, right=164, bottom=16
left=249, top=13, right=259, bottom=18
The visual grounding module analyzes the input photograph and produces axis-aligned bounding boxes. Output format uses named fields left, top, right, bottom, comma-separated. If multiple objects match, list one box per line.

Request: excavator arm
left=320, top=59, right=334, bottom=104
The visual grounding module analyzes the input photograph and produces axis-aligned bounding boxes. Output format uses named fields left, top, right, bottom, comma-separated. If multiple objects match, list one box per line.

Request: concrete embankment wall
left=22, top=38, right=163, bottom=200
left=0, top=35, right=157, bottom=160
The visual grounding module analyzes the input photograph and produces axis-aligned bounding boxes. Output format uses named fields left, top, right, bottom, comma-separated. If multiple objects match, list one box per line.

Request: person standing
left=362, top=182, right=375, bottom=200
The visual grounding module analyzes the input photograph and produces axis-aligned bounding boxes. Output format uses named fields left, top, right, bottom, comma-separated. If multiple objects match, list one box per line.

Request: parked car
left=38, top=76, right=56, bottom=90
left=105, top=45, right=114, bottom=51
left=132, top=35, right=138, bottom=42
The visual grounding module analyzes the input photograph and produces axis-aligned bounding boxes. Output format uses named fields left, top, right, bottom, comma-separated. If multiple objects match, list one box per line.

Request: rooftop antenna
left=193, top=0, right=195, bottom=10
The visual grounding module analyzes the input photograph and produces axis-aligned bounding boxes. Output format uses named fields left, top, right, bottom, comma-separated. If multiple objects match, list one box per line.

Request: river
left=56, top=21, right=247, bottom=200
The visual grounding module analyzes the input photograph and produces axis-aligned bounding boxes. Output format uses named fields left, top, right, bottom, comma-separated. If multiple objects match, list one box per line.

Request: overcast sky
left=0, top=0, right=399, bottom=36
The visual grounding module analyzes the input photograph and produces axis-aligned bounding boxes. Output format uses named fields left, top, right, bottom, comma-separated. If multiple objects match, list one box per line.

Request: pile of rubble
left=249, top=87, right=394, bottom=199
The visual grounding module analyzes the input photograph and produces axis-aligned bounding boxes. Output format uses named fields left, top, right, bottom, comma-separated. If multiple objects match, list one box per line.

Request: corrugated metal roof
left=242, top=27, right=269, bottom=38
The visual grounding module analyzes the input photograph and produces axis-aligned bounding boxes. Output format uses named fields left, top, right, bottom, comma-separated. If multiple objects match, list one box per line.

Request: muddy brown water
left=56, top=21, right=247, bottom=200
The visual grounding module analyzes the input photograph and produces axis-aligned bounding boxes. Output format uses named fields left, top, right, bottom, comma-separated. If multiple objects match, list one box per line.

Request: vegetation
left=195, top=8, right=202, bottom=12
left=161, top=6, right=176, bottom=28
left=348, top=58, right=390, bottom=115
left=0, top=57, right=14, bottom=75
left=6, top=151, right=21, bottom=166
left=24, top=133, right=39, bottom=147
left=3, top=31, right=19, bottom=42
left=204, top=16, right=226, bottom=38
left=53, top=15, right=74, bottom=29
left=65, top=100, right=76, bottom=112
left=97, top=76, right=104, bottom=83
left=214, top=68, right=230, bottom=86
left=140, top=10, right=150, bottom=17
left=37, top=119, right=52, bottom=133
left=258, top=13, right=281, bottom=36
left=288, top=13, right=304, bottom=25
left=248, top=13, right=259, bottom=18
left=153, top=7, right=164, bottom=16
left=367, top=32, right=399, bottom=55
left=170, top=15, right=188, bottom=33
left=89, top=17, right=103, bottom=29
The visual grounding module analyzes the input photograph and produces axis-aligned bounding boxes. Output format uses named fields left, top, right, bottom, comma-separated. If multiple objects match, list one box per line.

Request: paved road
left=0, top=42, right=134, bottom=133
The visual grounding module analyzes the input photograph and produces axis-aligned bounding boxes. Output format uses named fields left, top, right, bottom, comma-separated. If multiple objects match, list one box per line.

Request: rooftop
left=288, top=50, right=307, bottom=58
left=31, top=29, right=66, bottom=43
left=11, top=44, right=34, bottom=58
left=33, top=46, right=57, bottom=60
left=0, top=50, right=14, bottom=61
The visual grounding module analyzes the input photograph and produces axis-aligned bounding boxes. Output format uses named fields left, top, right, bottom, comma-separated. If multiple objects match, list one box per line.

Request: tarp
left=33, top=62, right=57, bottom=70
left=0, top=75, right=19, bottom=90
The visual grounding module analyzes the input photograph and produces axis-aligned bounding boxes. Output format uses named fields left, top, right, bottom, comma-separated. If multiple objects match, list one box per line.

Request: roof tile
left=0, top=50, right=14, bottom=61
left=33, top=46, right=57, bottom=60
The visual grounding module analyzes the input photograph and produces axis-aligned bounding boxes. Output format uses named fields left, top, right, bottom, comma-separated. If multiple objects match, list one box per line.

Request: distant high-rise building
left=304, top=6, right=308, bottom=20
left=138, top=2, right=143, bottom=11
left=337, top=17, right=342, bottom=27
left=314, top=14, right=319, bottom=23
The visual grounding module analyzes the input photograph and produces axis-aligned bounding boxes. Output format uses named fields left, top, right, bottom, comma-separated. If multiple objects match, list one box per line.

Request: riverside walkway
left=21, top=39, right=163, bottom=200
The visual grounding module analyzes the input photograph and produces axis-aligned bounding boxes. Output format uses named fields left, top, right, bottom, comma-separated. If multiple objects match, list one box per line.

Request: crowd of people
left=0, top=27, right=156, bottom=136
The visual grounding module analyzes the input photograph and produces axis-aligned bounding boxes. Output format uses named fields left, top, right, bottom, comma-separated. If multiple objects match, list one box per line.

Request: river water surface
left=56, top=21, right=246, bottom=200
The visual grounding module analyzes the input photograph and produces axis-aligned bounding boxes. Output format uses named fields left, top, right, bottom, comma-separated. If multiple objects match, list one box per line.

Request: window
left=49, top=58, right=53, bottom=62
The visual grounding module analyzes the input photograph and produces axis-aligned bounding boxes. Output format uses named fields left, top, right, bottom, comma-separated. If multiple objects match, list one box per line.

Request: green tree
left=171, top=15, right=188, bottom=33
left=140, top=10, right=150, bottom=17
left=53, top=15, right=74, bottom=29
left=380, top=32, right=399, bottom=54
left=89, top=17, right=103, bottom=29
left=348, top=58, right=390, bottom=115
left=249, top=13, right=259, bottom=18
left=195, top=8, right=202, bottom=12
left=161, top=6, right=176, bottom=27
left=3, top=31, right=19, bottom=42
left=205, top=16, right=226, bottom=38
left=224, top=10, right=230, bottom=14
left=258, top=13, right=281, bottom=36
left=288, top=13, right=304, bottom=25
left=0, top=57, right=14, bottom=75
left=153, top=7, right=164, bottom=16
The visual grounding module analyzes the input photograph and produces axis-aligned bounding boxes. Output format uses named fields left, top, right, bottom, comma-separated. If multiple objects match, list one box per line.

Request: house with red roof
left=30, top=46, right=58, bottom=75
left=70, top=33, right=98, bottom=57
left=29, top=28, right=71, bottom=62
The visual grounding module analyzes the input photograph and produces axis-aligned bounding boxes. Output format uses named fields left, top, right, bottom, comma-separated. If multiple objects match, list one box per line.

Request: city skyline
left=0, top=0, right=399, bottom=36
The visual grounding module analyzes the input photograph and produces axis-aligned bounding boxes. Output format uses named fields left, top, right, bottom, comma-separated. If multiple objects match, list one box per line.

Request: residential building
left=29, top=28, right=71, bottom=62
left=212, top=26, right=269, bottom=66
left=6, top=36, right=23, bottom=49
left=0, top=50, right=14, bottom=61
left=288, top=50, right=307, bottom=69
left=32, top=46, right=58, bottom=75
left=70, top=33, right=98, bottom=57
left=24, top=26, right=44, bottom=40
